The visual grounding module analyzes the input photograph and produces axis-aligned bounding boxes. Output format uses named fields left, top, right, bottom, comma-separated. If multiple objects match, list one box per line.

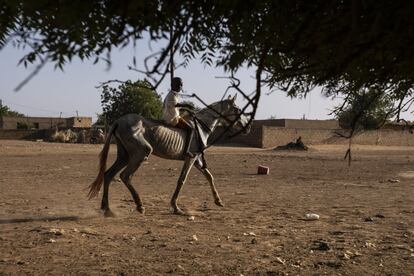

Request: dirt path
left=1, top=140, right=413, bottom=275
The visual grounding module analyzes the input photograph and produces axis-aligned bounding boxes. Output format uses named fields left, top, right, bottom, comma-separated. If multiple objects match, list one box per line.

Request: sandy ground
left=0, top=140, right=413, bottom=275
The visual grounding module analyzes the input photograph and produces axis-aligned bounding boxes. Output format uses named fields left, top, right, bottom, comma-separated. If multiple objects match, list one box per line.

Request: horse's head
left=210, top=94, right=251, bottom=134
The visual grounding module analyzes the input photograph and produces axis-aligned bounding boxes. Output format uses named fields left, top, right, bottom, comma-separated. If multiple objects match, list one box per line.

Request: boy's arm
left=175, top=103, right=194, bottom=109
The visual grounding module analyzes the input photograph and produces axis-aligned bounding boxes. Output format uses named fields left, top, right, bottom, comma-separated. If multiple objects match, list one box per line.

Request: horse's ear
left=227, top=94, right=232, bottom=100
left=232, top=94, right=237, bottom=102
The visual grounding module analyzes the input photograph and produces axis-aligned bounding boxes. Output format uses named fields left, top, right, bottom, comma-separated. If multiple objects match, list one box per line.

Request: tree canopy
left=100, top=80, right=163, bottom=124
left=0, top=104, right=25, bottom=117
left=2, top=1, right=414, bottom=126
left=336, top=89, right=394, bottom=130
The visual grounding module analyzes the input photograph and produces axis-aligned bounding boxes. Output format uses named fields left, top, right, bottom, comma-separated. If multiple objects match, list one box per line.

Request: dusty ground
left=0, top=140, right=413, bottom=275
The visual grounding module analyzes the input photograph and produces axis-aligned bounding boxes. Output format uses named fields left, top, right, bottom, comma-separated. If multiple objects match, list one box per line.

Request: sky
left=0, top=40, right=342, bottom=123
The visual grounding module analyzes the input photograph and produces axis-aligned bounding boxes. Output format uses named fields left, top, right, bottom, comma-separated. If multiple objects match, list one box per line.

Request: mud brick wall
left=262, top=127, right=414, bottom=148
left=346, top=130, right=414, bottom=146
left=254, top=119, right=339, bottom=129
left=227, top=125, right=263, bottom=147
left=262, top=127, right=336, bottom=148
left=66, top=117, right=92, bottom=128
left=1, top=116, right=67, bottom=130
left=1, top=116, right=92, bottom=130
left=209, top=125, right=263, bottom=147
left=282, top=119, right=339, bottom=129
left=0, top=129, right=51, bottom=140
left=380, top=130, right=414, bottom=145
left=211, top=120, right=339, bottom=148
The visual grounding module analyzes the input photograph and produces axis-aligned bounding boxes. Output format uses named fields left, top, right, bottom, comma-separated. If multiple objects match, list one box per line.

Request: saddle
left=172, top=114, right=211, bottom=166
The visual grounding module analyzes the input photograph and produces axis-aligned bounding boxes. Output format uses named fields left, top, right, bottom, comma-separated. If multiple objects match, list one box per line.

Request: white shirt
left=162, top=90, right=180, bottom=126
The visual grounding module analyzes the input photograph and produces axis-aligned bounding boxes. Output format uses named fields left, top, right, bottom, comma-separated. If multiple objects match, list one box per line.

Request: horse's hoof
left=104, top=209, right=116, bottom=217
left=173, top=208, right=186, bottom=216
left=137, top=206, right=145, bottom=214
left=215, top=199, right=224, bottom=207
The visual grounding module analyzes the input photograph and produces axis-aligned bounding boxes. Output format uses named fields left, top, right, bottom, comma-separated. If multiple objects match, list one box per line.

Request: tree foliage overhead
left=100, top=80, right=163, bottom=124
left=2, top=1, right=414, bottom=125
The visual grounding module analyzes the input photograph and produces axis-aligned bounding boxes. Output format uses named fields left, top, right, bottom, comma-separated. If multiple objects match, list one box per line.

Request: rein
left=186, top=93, right=236, bottom=125
left=192, top=114, right=212, bottom=133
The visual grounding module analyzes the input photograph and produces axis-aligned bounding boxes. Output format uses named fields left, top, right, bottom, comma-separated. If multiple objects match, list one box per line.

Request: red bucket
left=257, top=165, right=269, bottom=175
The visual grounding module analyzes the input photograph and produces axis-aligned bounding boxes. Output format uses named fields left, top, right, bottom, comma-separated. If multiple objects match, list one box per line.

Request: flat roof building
left=0, top=116, right=92, bottom=130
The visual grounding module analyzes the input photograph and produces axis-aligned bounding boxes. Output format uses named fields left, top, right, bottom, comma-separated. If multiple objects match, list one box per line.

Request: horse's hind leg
left=194, top=158, right=224, bottom=207
left=120, top=136, right=152, bottom=214
left=101, top=141, right=128, bottom=217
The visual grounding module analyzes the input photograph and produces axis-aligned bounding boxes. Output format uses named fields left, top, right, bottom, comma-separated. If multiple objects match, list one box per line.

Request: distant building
left=210, top=118, right=341, bottom=148
left=0, top=116, right=92, bottom=130
left=65, top=117, right=93, bottom=128
left=251, top=119, right=339, bottom=130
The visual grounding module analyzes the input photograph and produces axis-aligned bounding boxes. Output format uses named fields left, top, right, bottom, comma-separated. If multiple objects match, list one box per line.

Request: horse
left=88, top=95, right=251, bottom=216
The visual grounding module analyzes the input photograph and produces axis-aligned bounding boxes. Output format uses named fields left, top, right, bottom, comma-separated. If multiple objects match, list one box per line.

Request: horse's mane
left=197, top=99, right=229, bottom=116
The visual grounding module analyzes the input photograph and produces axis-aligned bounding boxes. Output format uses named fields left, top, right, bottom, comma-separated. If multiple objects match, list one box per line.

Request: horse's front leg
left=171, top=156, right=196, bottom=215
left=194, top=157, right=224, bottom=207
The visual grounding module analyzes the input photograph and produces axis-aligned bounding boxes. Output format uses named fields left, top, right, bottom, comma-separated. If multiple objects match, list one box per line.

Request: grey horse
left=88, top=95, right=250, bottom=216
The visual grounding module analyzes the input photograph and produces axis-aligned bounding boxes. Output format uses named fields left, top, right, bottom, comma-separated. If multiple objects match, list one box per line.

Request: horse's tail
left=88, top=123, right=117, bottom=199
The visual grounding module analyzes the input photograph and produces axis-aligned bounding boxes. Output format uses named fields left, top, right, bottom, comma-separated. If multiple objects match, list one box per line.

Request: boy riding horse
left=162, top=77, right=195, bottom=158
